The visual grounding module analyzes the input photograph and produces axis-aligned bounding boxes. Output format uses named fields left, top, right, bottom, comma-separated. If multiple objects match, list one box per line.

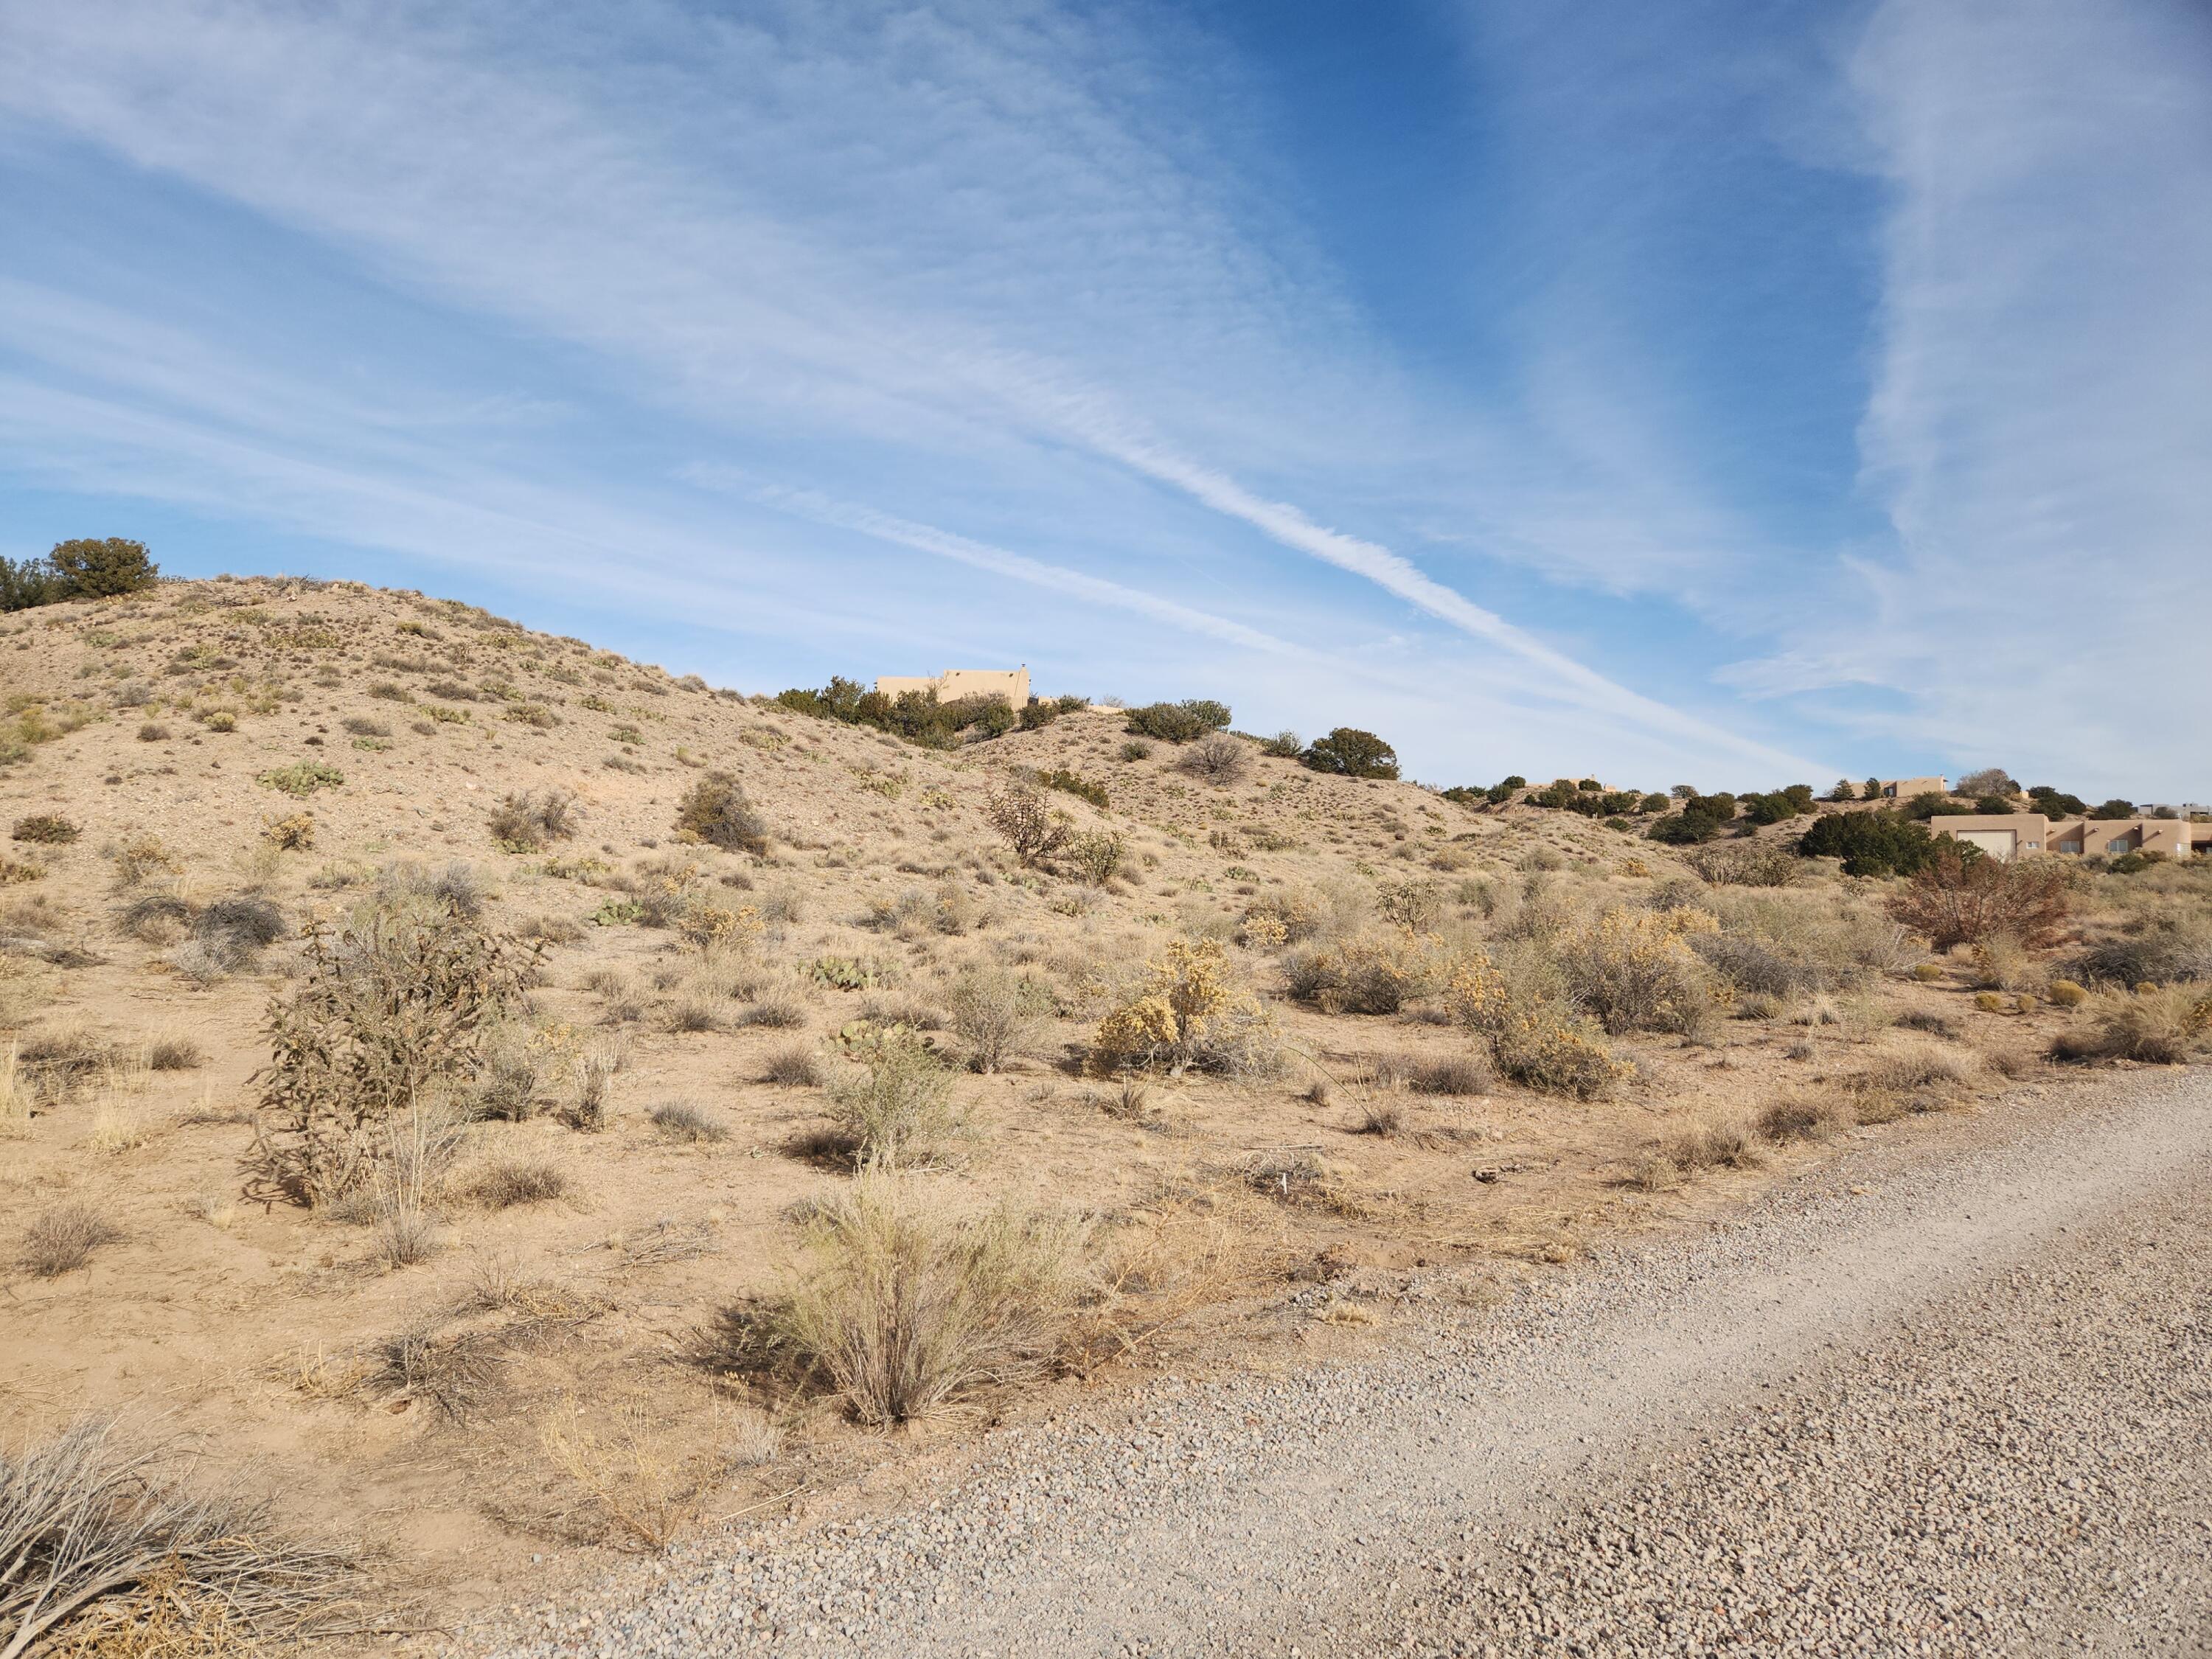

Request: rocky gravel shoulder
left=461, top=1068, right=2212, bottom=1658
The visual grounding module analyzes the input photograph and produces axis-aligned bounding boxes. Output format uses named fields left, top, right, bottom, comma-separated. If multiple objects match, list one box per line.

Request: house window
left=2024, top=841, right=2039, bottom=849
left=2107, top=837, right=2135, bottom=855
left=2056, top=841, right=2081, bottom=853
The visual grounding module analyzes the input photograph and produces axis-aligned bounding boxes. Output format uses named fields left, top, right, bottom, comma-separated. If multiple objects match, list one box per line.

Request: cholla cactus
left=1091, top=938, right=1253, bottom=1075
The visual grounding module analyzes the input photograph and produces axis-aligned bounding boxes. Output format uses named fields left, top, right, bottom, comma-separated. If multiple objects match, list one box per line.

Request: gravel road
left=479, top=1070, right=2212, bottom=1658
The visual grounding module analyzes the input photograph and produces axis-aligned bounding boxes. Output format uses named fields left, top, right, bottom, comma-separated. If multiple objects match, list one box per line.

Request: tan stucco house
left=1879, top=776, right=1950, bottom=799
left=1930, top=813, right=2212, bottom=863
left=874, top=667, right=1029, bottom=706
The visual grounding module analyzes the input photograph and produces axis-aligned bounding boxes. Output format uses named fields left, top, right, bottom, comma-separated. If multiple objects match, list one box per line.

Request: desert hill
left=0, top=573, right=2181, bottom=1650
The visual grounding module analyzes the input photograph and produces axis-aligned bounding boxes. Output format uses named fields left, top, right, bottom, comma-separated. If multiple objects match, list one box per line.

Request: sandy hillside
left=0, top=574, right=2139, bottom=1646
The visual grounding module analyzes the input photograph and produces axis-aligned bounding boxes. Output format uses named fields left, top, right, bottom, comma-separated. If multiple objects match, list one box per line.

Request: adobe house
left=1930, top=814, right=2212, bottom=863
left=873, top=667, right=1030, bottom=706
left=1879, top=776, right=1950, bottom=799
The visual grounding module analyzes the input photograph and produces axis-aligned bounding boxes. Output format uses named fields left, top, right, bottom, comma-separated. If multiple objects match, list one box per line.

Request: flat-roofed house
left=1930, top=814, right=2212, bottom=862
left=1879, top=776, right=1950, bottom=799
left=873, top=667, right=1030, bottom=706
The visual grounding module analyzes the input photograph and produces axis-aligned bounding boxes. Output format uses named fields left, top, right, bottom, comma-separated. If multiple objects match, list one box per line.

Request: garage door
left=1954, top=830, right=2017, bottom=860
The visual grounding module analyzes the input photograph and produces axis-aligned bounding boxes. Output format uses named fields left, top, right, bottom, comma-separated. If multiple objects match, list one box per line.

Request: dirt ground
left=0, top=574, right=2179, bottom=1644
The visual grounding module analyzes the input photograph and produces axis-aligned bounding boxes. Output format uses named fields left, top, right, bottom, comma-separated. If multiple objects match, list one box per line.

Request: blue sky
left=2, top=0, right=2206, bottom=798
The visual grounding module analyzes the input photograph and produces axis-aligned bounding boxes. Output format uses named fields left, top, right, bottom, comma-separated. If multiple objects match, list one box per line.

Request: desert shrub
left=1301, top=727, right=1399, bottom=780
left=2047, top=978, right=2088, bottom=1008
left=0, top=1416, right=358, bottom=1655
left=1847, top=1046, right=1975, bottom=1096
left=757, top=1173, right=1084, bottom=1425
left=675, top=772, right=768, bottom=854
left=19, top=1200, right=122, bottom=1277
left=148, top=1034, right=204, bottom=1071
left=1032, top=768, right=1109, bottom=810
left=469, top=1158, right=569, bottom=1208
left=1122, top=700, right=1230, bottom=743
left=1445, top=954, right=1629, bottom=1099
left=10, top=815, right=77, bottom=846
left=1794, top=810, right=1940, bottom=876
left=257, top=761, right=344, bottom=798
left=249, top=903, right=532, bottom=1205
left=1284, top=932, right=1445, bottom=1016
left=1886, top=849, right=2070, bottom=952
left=1260, top=731, right=1302, bottom=758
left=947, top=968, right=1043, bottom=1074
left=1092, top=938, right=1270, bottom=1076
left=821, top=1024, right=961, bottom=1165
left=1118, top=740, right=1151, bottom=762
left=1559, top=907, right=1723, bottom=1036
left=487, top=789, right=577, bottom=852
left=1970, top=934, right=2045, bottom=992
left=340, top=717, right=389, bottom=738
left=2049, top=987, right=2211, bottom=1065
left=115, top=892, right=194, bottom=944
left=376, top=859, right=487, bottom=919
left=263, top=813, right=316, bottom=851
left=650, top=1101, right=730, bottom=1143
left=1683, top=841, right=1796, bottom=887
left=1177, top=733, right=1250, bottom=785
left=196, top=895, right=286, bottom=953
left=1399, top=1051, right=1492, bottom=1096
left=136, top=722, right=170, bottom=742
left=984, top=783, right=1069, bottom=866
left=107, top=832, right=182, bottom=888
left=1065, top=831, right=1124, bottom=887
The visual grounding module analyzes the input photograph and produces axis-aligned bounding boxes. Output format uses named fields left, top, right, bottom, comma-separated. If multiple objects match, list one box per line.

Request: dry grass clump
left=648, top=1101, right=729, bottom=1143
left=1970, top=934, right=2045, bottom=992
left=0, top=1417, right=362, bottom=1656
left=2049, top=987, right=2212, bottom=1065
left=761, top=1043, right=822, bottom=1087
left=1848, top=1045, right=1974, bottom=1095
left=486, top=788, right=577, bottom=852
left=538, top=1399, right=698, bottom=1552
left=375, top=858, right=487, bottom=919
left=737, top=995, right=807, bottom=1031
left=1757, top=1092, right=1852, bottom=1141
left=751, top=1173, right=1085, bottom=1425
left=19, top=1200, right=122, bottom=1277
left=1683, top=841, right=1796, bottom=887
left=467, top=1158, right=570, bottom=1209
left=10, top=814, right=79, bottom=846
left=1627, top=1119, right=1761, bottom=1189
left=821, top=1026, right=963, bottom=1165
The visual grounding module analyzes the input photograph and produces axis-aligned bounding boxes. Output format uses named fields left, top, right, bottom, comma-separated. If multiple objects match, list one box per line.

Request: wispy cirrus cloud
left=1720, top=0, right=2212, bottom=793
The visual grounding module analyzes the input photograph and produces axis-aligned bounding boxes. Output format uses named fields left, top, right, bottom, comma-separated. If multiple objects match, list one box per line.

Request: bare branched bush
left=983, top=783, right=1069, bottom=867
left=1177, top=733, right=1250, bottom=785
left=375, top=859, right=487, bottom=919
left=757, top=1173, right=1085, bottom=1425
left=1886, top=849, right=2070, bottom=952
left=248, top=904, right=533, bottom=1206
left=947, top=968, right=1040, bottom=1074
left=0, top=1417, right=362, bottom=1657
left=1559, top=907, right=1722, bottom=1037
